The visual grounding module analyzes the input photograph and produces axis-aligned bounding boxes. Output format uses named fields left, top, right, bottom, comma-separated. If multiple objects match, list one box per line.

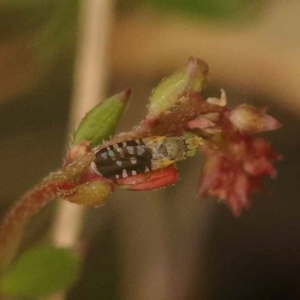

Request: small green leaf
left=147, top=57, right=208, bottom=118
left=72, top=89, right=131, bottom=147
left=0, top=246, right=79, bottom=297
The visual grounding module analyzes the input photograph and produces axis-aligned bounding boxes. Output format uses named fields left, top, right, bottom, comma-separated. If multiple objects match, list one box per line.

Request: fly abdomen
left=91, top=139, right=153, bottom=180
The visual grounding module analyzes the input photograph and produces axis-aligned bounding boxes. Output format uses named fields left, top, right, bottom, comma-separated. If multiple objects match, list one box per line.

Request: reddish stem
left=0, top=170, right=74, bottom=268
left=0, top=151, right=96, bottom=269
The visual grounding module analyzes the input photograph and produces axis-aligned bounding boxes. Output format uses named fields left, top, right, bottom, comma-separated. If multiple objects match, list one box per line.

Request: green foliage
left=72, top=90, right=130, bottom=147
left=120, top=0, right=265, bottom=22
left=0, top=246, right=79, bottom=297
left=0, top=0, right=43, bottom=6
left=34, top=0, right=79, bottom=63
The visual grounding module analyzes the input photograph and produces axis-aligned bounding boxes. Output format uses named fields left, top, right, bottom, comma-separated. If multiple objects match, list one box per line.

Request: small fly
left=90, top=135, right=204, bottom=180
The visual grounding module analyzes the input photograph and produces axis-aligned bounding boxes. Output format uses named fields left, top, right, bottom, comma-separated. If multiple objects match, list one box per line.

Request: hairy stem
left=0, top=172, right=65, bottom=269
left=0, top=151, right=94, bottom=269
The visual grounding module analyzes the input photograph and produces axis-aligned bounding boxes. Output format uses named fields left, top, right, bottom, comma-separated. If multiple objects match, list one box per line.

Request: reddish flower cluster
left=197, top=107, right=281, bottom=216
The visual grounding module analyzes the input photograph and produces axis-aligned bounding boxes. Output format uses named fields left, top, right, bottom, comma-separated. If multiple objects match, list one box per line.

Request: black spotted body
left=91, top=135, right=203, bottom=180
left=92, top=140, right=153, bottom=180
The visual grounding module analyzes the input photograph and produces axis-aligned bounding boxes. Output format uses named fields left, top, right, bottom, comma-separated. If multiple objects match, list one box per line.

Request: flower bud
left=60, top=179, right=112, bottom=206
left=147, top=57, right=208, bottom=118
left=72, top=89, right=131, bottom=147
left=229, top=104, right=281, bottom=134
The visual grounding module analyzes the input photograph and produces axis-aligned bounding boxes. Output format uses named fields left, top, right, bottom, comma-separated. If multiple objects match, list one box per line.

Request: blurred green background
left=0, top=0, right=300, bottom=299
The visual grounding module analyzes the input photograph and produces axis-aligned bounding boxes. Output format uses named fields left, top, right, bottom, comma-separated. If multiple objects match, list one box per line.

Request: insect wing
left=92, top=140, right=153, bottom=180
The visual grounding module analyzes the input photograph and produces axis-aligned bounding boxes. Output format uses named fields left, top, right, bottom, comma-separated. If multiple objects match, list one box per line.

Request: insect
left=90, top=135, right=204, bottom=181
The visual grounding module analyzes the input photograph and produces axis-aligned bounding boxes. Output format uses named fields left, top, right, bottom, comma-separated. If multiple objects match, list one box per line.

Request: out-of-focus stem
left=51, top=0, right=113, bottom=248
left=47, top=2, right=113, bottom=297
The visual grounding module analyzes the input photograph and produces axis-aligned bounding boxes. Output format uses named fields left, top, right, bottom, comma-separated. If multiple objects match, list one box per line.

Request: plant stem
left=0, top=150, right=95, bottom=270
left=0, top=171, right=66, bottom=269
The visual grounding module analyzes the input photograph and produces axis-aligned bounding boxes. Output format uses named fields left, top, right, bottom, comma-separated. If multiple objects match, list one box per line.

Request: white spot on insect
left=145, top=166, right=150, bottom=172
left=108, top=150, right=116, bottom=160
left=116, top=161, right=122, bottom=166
left=127, top=146, right=134, bottom=155
left=132, top=170, right=137, bottom=176
left=137, top=146, right=144, bottom=155
left=115, top=174, right=119, bottom=179
left=101, top=152, right=108, bottom=159
left=117, top=147, right=124, bottom=157
left=122, top=169, right=128, bottom=178
left=122, top=141, right=127, bottom=147
left=130, top=157, right=137, bottom=164
left=90, top=161, right=102, bottom=175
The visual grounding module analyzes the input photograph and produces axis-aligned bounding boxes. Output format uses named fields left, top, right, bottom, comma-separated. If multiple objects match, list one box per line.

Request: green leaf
left=147, top=57, right=208, bottom=118
left=0, top=246, right=79, bottom=297
left=72, top=89, right=131, bottom=147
